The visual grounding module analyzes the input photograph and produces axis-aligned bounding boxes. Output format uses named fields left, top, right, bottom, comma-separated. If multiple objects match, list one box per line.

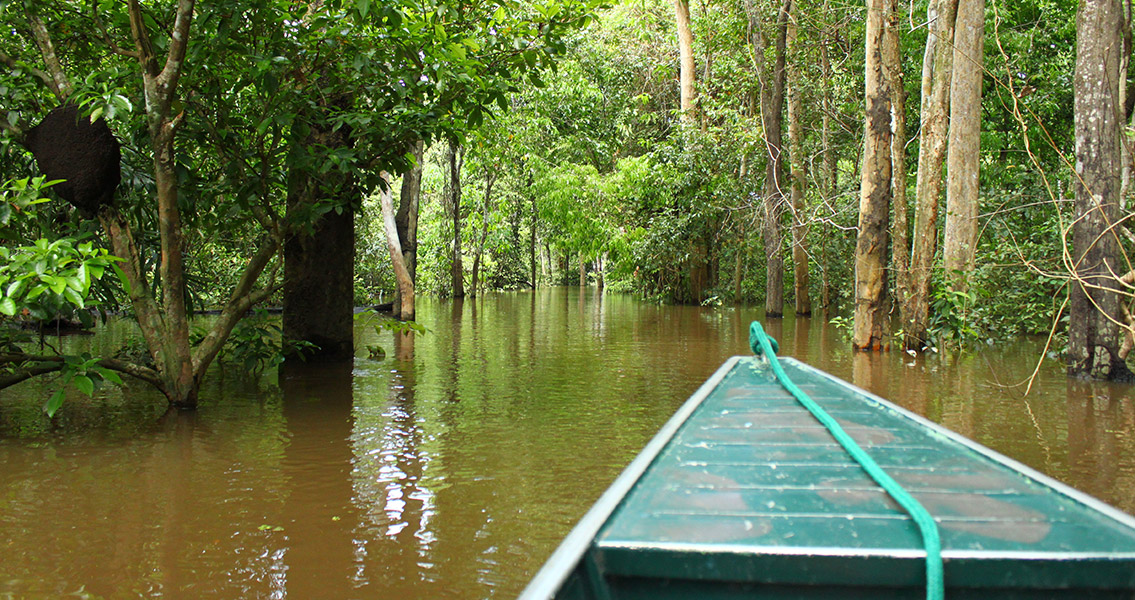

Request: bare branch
left=89, top=0, right=140, bottom=60
left=155, top=0, right=196, bottom=102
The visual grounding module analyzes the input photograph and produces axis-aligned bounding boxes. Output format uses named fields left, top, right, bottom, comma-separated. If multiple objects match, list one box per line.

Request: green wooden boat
left=520, top=355, right=1135, bottom=599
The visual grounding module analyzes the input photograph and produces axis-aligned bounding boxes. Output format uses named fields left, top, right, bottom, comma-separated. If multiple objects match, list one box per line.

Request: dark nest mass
left=23, top=104, right=121, bottom=216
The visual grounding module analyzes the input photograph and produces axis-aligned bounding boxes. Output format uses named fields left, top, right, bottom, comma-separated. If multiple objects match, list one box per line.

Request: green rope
left=749, top=321, right=944, bottom=600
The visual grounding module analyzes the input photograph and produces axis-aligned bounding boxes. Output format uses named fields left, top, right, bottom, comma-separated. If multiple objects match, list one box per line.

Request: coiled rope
left=749, top=321, right=944, bottom=600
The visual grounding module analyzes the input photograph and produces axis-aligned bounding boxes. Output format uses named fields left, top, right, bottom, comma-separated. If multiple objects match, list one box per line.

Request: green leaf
left=0, top=297, right=15, bottom=316
left=97, top=368, right=123, bottom=386
left=73, top=375, right=94, bottom=397
left=44, top=389, right=65, bottom=417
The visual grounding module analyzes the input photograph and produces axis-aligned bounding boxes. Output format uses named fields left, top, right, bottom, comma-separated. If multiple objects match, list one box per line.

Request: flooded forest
left=2, top=0, right=1135, bottom=598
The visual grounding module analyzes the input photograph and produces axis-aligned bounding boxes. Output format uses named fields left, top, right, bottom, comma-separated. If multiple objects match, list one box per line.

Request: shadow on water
left=1, top=287, right=1134, bottom=598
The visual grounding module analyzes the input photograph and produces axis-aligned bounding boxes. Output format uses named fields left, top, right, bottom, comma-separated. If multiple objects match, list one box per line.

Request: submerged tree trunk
left=529, top=174, right=538, bottom=288
left=471, top=169, right=496, bottom=296
left=751, top=0, right=791, bottom=318
left=942, top=0, right=984, bottom=292
left=1069, top=0, right=1133, bottom=380
left=283, top=98, right=356, bottom=362
left=445, top=141, right=465, bottom=299
left=380, top=172, right=414, bottom=321
left=786, top=5, right=810, bottom=317
left=853, top=0, right=896, bottom=351
left=904, top=0, right=958, bottom=350
left=884, top=0, right=909, bottom=331
left=819, top=2, right=837, bottom=312
left=393, top=140, right=424, bottom=320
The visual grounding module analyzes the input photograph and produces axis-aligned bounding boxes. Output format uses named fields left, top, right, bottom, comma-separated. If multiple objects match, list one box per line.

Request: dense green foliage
left=0, top=0, right=1118, bottom=410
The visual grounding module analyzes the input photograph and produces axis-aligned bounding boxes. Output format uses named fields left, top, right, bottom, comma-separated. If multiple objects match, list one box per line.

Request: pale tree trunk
left=749, top=0, right=791, bottom=317
left=471, top=169, right=496, bottom=296
left=579, top=251, right=587, bottom=287
left=675, top=0, right=696, bottom=122
left=905, top=0, right=958, bottom=349
left=786, top=4, right=810, bottom=317
left=380, top=172, right=414, bottom=321
left=393, top=140, right=424, bottom=320
left=853, top=0, right=896, bottom=351
left=1069, top=0, right=1133, bottom=380
left=884, top=0, right=908, bottom=326
left=445, top=141, right=465, bottom=298
left=942, top=0, right=984, bottom=292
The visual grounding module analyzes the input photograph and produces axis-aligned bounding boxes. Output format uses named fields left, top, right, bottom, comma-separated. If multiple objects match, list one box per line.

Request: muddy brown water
left=1, top=288, right=1133, bottom=599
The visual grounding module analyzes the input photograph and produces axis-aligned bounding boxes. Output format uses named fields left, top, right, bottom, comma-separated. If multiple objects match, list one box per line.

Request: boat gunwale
left=596, top=540, right=1135, bottom=561
left=516, top=356, right=743, bottom=600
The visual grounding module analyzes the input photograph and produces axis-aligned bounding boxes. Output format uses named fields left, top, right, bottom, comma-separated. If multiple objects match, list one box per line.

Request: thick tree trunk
left=393, top=140, right=424, bottom=320
left=786, top=6, right=810, bottom=317
left=904, top=0, right=958, bottom=350
left=380, top=172, right=414, bottom=321
left=1069, top=0, right=1133, bottom=380
left=853, top=0, right=895, bottom=351
left=942, top=0, right=984, bottom=292
left=675, top=0, right=696, bottom=122
left=283, top=112, right=356, bottom=362
left=445, top=141, right=465, bottom=298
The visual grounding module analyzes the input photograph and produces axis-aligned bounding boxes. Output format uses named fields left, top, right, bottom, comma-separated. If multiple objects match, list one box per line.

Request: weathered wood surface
left=521, top=356, right=1135, bottom=599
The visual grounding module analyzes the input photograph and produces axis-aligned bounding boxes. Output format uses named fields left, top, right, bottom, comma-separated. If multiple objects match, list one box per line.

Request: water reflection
left=0, top=289, right=1134, bottom=599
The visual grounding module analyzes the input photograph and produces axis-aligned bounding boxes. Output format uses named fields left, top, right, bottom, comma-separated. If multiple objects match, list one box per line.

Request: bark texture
left=1069, top=0, right=1133, bottom=380
left=393, top=140, right=424, bottom=320
left=786, top=6, right=811, bottom=317
left=445, top=141, right=465, bottom=299
left=853, top=0, right=895, bottom=351
left=380, top=172, right=414, bottom=321
left=751, top=0, right=791, bottom=317
left=675, top=0, right=696, bottom=122
left=942, top=0, right=984, bottom=291
left=904, top=0, right=958, bottom=349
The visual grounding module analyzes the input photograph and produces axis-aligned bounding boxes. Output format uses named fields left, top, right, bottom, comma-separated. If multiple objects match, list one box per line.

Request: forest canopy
left=1, top=0, right=1133, bottom=413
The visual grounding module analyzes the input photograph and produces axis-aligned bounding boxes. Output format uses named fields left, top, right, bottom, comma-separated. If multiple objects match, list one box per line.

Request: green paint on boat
left=520, top=356, right=1135, bottom=599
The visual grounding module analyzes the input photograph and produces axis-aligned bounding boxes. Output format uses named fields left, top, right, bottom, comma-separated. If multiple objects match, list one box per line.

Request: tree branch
left=156, top=0, right=196, bottom=97
left=191, top=236, right=281, bottom=371
left=0, top=46, right=57, bottom=96
left=0, top=353, right=163, bottom=388
left=25, top=11, right=72, bottom=99
left=89, top=0, right=140, bottom=60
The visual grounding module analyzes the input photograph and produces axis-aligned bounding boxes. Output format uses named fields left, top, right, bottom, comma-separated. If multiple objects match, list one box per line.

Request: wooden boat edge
left=516, top=356, right=742, bottom=600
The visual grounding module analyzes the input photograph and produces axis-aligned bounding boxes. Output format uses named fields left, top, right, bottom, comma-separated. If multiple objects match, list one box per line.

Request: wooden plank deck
left=520, top=356, right=1135, bottom=599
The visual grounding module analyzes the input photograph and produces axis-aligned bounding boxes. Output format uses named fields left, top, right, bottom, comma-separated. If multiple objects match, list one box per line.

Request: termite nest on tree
left=23, top=104, right=121, bottom=217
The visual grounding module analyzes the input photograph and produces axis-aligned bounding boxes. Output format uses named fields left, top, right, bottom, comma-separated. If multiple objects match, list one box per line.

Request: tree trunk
left=786, top=5, right=810, bottom=317
left=393, top=140, right=424, bottom=320
left=528, top=173, right=538, bottom=288
left=471, top=169, right=496, bottom=296
left=942, top=0, right=984, bottom=292
left=283, top=108, right=356, bottom=362
left=445, top=141, right=465, bottom=299
left=579, top=251, right=587, bottom=287
left=819, top=4, right=836, bottom=312
left=675, top=0, right=696, bottom=122
left=904, top=0, right=958, bottom=350
left=1069, top=0, right=1133, bottom=380
left=380, top=172, right=414, bottom=321
left=853, top=0, right=895, bottom=351
left=884, top=0, right=909, bottom=329
left=750, top=0, right=791, bottom=318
